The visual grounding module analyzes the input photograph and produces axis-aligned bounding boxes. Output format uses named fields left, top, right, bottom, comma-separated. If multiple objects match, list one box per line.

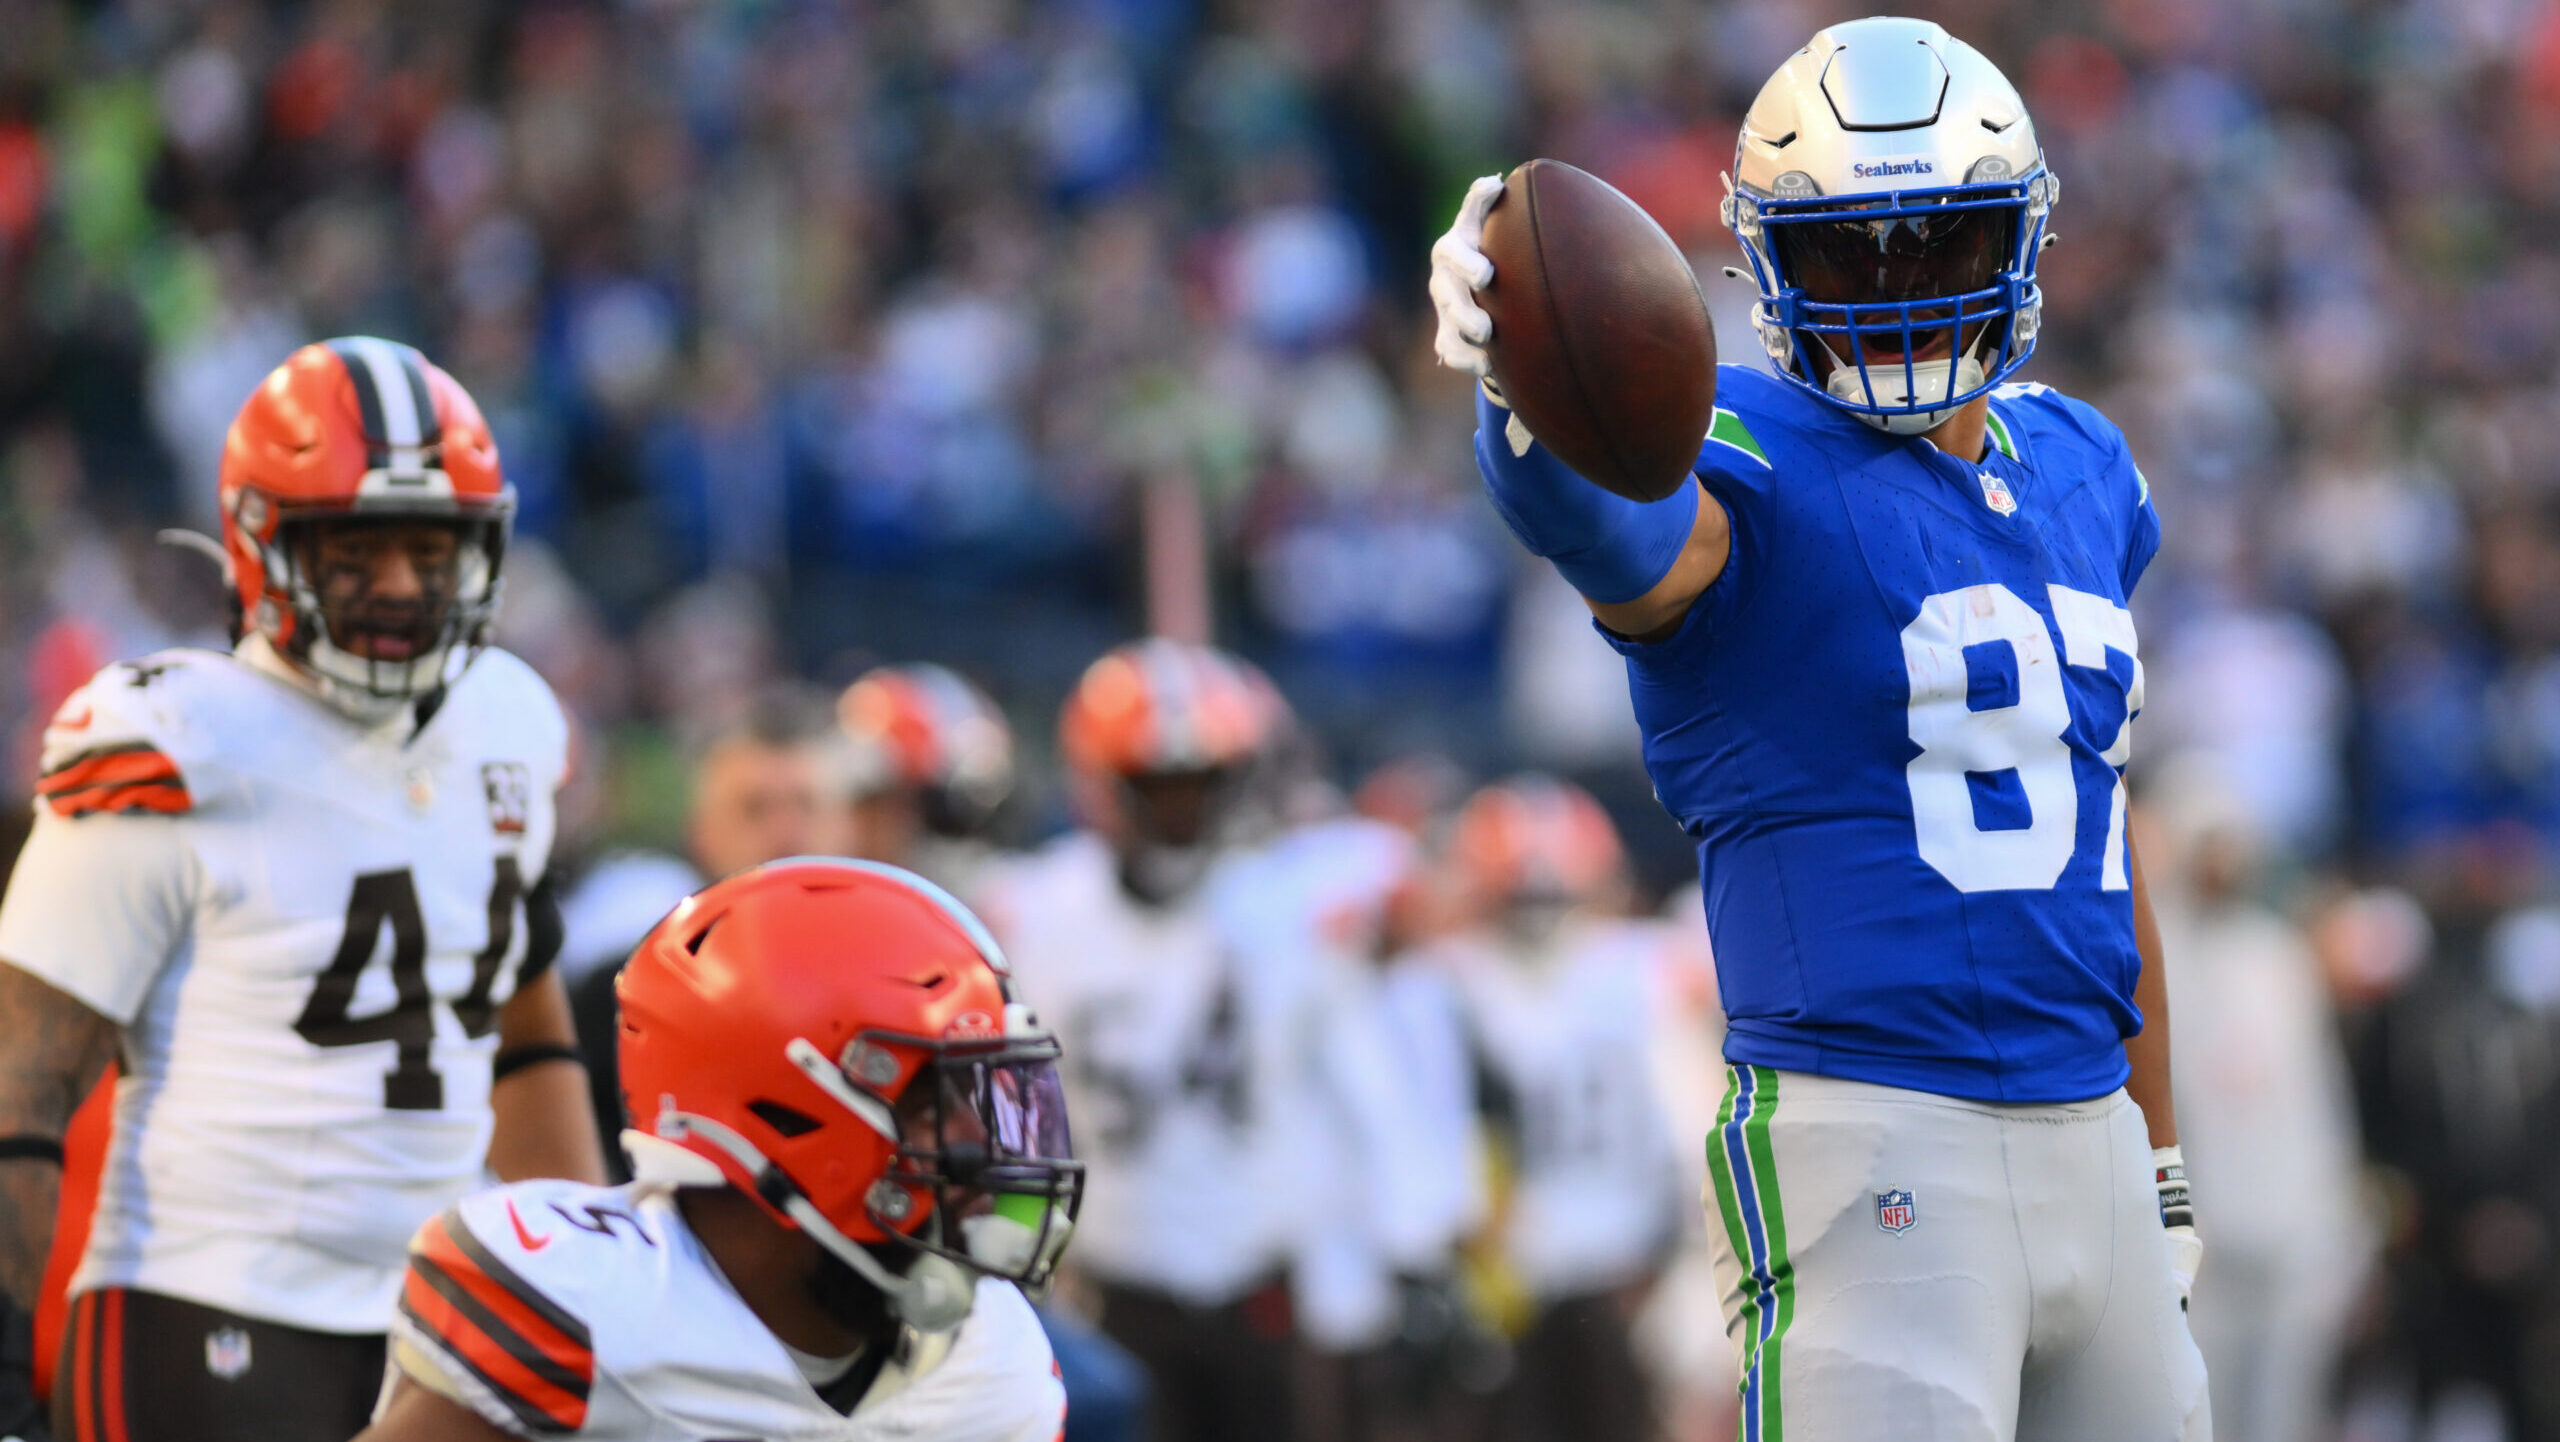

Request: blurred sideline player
left=0, top=339, right=605, bottom=1442
left=1628, top=881, right=1742, bottom=1442
left=1432, top=17, right=2209, bottom=1440
left=1421, top=778, right=1682, bottom=1442
left=828, top=663, right=1151, bottom=1442
left=556, top=692, right=838, bottom=987
left=2142, top=761, right=2369, bottom=1442
left=560, top=696, right=838, bottom=1178
left=833, top=663, right=1017, bottom=900
left=1222, top=762, right=1486, bottom=1442
left=356, top=858, right=1080, bottom=1440
left=979, top=639, right=1313, bottom=1442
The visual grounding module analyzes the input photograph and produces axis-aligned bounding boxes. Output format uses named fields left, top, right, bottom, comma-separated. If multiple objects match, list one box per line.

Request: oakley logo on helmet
left=1849, top=157, right=1936, bottom=180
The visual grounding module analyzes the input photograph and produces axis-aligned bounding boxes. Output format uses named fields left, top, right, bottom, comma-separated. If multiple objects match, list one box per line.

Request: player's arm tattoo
left=0, top=962, right=118, bottom=1301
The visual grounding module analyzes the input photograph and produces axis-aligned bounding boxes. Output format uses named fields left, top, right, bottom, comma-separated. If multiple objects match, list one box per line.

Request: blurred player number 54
left=1476, top=158, right=1719, bottom=504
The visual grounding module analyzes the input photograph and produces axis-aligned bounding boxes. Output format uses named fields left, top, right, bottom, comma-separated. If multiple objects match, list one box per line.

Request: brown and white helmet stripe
left=1061, top=638, right=1282, bottom=781
left=324, top=337, right=450, bottom=494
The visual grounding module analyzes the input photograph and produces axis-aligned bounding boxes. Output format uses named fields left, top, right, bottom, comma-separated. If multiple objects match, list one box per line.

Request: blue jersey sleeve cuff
left=1472, top=388, right=1699, bottom=606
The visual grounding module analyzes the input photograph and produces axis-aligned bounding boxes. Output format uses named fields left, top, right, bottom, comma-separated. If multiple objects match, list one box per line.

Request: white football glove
left=1429, top=174, right=1504, bottom=380
left=2155, top=1145, right=2202, bottom=1311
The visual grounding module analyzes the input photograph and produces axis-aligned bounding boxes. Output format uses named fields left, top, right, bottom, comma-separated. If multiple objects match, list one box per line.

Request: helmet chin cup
left=298, top=631, right=456, bottom=722
left=960, top=1207, right=1075, bottom=1293
left=1831, top=355, right=1987, bottom=436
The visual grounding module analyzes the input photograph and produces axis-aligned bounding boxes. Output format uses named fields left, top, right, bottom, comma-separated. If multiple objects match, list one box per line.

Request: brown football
left=1479, top=159, right=1718, bottom=503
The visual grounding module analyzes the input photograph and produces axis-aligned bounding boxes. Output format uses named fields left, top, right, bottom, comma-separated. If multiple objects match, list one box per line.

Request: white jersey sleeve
left=0, top=659, right=213, bottom=1023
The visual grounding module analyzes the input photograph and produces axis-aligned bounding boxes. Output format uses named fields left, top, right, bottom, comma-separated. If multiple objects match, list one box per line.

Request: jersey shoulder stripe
left=34, top=653, right=221, bottom=818
left=35, top=740, right=191, bottom=817
left=1983, top=405, right=2019, bottom=461
left=400, top=1209, right=594, bottom=1435
left=1707, top=406, right=1771, bottom=467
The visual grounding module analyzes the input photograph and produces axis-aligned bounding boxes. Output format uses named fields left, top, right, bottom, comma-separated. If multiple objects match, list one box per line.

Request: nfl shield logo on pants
left=1876, top=1188, right=1917, bottom=1234
left=206, top=1325, right=252, bottom=1380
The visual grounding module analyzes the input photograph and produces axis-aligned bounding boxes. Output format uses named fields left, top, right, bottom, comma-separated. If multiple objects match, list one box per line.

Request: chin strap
left=630, top=1110, right=979, bottom=1334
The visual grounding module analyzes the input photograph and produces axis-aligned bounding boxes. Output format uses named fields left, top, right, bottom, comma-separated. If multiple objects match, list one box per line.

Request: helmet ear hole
left=748, top=1099, right=823, bottom=1138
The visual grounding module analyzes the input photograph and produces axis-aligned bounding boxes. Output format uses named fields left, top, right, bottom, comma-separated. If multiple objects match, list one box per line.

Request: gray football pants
left=1701, top=1066, right=2211, bottom=1442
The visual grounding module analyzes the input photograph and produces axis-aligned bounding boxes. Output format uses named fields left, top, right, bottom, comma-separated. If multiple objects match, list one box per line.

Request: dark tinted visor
left=1770, top=201, right=2017, bottom=306
left=898, top=1054, right=1077, bottom=1185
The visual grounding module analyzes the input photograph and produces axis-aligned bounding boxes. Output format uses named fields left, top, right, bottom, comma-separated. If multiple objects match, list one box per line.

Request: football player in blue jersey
left=1429, top=18, right=2210, bottom=1442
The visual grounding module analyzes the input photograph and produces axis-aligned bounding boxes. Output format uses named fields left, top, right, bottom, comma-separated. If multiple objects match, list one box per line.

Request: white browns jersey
left=1426, top=917, right=1683, bottom=1300
left=1220, top=816, right=1478, bottom=1348
left=979, top=832, right=1339, bottom=1306
left=0, top=643, right=568, bottom=1331
left=385, top=1179, right=1065, bottom=1441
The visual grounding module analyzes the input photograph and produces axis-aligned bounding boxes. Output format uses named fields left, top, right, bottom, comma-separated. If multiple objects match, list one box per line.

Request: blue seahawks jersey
left=1483, top=365, right=2159, bottom=1104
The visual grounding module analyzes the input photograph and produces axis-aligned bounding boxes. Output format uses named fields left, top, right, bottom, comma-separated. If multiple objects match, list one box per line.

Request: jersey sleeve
left=1594, top=367, right=1785, bottom=669
left=30, top=663, right=197, bottom=819
left=0, top=669, right=204, bottom=1024
left=390, top=1201, right=598, bottom=1437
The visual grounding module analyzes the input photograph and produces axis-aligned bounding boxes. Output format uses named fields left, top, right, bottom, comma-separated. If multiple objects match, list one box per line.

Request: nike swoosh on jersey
left=506, top=1199, right=552, bottom=1252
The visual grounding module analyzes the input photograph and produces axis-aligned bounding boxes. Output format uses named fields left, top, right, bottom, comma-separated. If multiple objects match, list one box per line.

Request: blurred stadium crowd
left=2, top=0, right=2560, bottom=1439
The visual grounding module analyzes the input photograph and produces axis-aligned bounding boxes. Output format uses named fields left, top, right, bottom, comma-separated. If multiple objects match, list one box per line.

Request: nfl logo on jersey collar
left=1876, top=1188, right=1917, bottom=1234
left=1977, top=469, right=2017, bottom=517
left=1968, top=394, right=2029, bottom=516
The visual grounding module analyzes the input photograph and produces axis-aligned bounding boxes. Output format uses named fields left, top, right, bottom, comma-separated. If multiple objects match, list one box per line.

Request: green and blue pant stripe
left=1708, top=1064, right=1794, bottom=1442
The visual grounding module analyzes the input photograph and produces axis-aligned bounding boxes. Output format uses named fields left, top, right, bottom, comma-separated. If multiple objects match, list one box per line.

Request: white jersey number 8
left=1901, top=582, right=2142, bottom=894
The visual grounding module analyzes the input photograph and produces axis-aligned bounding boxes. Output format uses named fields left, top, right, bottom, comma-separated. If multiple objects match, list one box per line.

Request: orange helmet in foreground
left=618, top=859, right=1081, bottom=1331
left=217, top=338, right=513, bottom=711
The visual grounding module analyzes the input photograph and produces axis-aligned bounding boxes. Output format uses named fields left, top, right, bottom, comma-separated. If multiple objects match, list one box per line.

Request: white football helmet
left=1722, top=17, right=2056, bottom=434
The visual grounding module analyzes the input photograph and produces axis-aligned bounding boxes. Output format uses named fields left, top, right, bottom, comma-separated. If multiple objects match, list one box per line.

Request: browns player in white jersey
left=983, top=640, right=1347, bottom=1442
left=1420, top=778, right=1683, bottom=1442
left=356, top=858, right=1080, bottom=1442
left=0, top=339, right=606, bottom=1442
left=833, top=663, right=1018, bottom=901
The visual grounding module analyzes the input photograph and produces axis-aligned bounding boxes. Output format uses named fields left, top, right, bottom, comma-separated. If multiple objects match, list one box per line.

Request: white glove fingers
left=1435, top=336, right=1490, bottom=379
left=1456, top=174, right=1506, bottom=233
left=1426, top=271, right=1494, bottom=341
left=1429, top=234, right=1495, bottom=291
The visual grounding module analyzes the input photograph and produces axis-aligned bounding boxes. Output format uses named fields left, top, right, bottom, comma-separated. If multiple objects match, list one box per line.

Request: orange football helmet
left=836, top=663, right=1016, bottom=837
left=617, top=858, right=1080, bottom=1331
left=1450, top=775, right=1628, bottom=915
left=217, top=338, right=512, bottom=710
left=1058, top=638, right=1288, bottom=898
